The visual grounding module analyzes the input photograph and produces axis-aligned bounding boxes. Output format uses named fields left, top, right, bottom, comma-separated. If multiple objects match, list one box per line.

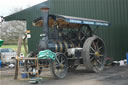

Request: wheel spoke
left=56, top=57, right=60, bottom=64
left=99, top=55, right=103, bottom=57
left=90, top=46, right=95, bottom=52
left=98, top=46, right=102, bottom=50
left=96, top=40, right=99, bottom=50
left=86, top=30, right=90, bottom=35
left=80, top=36, right=85, bottom=41
left=61, top=60, right=65, bottom=64
left=90, top=56, right=95, bottom=61
left=81, top=31, right=85, bottom=34
left=90, top=53, right=95, bottom=55
left=92, top=42, right=96, bottom=50
left=95, top=58, right=102, bottom=65
left=60, top=57, right=63, bottom=62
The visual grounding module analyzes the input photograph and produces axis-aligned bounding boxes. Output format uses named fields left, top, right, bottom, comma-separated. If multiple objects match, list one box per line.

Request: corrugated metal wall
left=5, top=0, right=128, bottom=60
left=49, top=0, right=128, bottom=60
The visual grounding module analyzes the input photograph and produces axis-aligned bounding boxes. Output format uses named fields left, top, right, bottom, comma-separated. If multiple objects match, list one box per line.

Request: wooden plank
left=14, top=36, right=22, bottom=80
left=18, top=57, right=38, bottom=60
left=17, top=36, right=23, bottom=56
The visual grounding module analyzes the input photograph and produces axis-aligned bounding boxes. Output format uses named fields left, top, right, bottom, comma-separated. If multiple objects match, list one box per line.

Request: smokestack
left=40, top=7, right=49, bottom=38
left=38, top=7, right=49, bottom=50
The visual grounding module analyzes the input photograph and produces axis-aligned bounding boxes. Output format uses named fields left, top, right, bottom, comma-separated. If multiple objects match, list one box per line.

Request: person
left=20, top=53, right=24, bottom=66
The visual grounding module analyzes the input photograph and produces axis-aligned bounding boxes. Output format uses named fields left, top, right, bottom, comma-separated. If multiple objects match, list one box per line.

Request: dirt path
left=0, top=66, right=128, bottom=85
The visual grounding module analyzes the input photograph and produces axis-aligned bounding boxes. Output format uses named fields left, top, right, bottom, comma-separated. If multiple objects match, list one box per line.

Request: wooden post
left=23, top=35, right=28, bottom=56
left=14, top=36, right=22, bottom=80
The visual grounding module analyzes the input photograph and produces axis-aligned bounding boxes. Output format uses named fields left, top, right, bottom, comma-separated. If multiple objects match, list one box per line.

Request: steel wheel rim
left=52, top=53, right=68, bottom=78
left=89, top=38, right=105, bottom=70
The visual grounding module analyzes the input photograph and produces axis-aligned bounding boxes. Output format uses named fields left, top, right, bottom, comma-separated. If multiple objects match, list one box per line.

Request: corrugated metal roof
left=4, top=1, right=48, bottom=21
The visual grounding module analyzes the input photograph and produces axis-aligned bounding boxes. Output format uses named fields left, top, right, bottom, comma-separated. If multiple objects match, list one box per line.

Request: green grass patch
left=1, top=45, right=27, bottom=55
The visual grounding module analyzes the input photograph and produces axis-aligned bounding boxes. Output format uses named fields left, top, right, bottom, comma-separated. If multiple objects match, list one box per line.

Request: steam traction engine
left=27, top=7, right=110, bottom=79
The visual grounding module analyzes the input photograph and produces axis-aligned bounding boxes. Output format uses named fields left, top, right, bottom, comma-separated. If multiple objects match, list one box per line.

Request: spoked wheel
left=79, top=25, right=92, bottom=46
left=50, top=53, right=68, bottom=79
left=82, top=36, right=106, bottom=72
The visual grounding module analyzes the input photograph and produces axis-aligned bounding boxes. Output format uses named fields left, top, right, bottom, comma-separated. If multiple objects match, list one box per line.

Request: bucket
left=0, top=39, right=3, bottom=47
left=126, top=53, right=128, bottom=64
left=119, top=60, right=125, bottom=66
left=21, top=73, right=28, bottom=78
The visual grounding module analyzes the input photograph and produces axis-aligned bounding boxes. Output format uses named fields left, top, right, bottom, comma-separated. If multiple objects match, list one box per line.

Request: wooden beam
left=23, top=35, right=28, bottom=56
left=14, top=36, right=23, bottom=80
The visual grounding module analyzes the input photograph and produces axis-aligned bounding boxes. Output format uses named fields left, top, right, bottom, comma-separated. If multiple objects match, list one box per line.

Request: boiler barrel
left=48, top=40, right=79, bottom=52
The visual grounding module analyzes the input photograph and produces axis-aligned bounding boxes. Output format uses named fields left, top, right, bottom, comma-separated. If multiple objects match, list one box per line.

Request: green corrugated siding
left=4, top=0, right=128, bottom=60
left=49, top=0, right=128, bottom=60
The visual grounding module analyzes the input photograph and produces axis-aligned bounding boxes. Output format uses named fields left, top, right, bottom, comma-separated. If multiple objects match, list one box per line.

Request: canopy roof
left=33, top=14, right=110, bottom=28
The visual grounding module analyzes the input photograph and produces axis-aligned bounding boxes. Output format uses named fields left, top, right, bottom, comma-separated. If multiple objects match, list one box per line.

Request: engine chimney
left=40, top=7, right=49, bottom=39
left=38, top=7, right=49, bottom=50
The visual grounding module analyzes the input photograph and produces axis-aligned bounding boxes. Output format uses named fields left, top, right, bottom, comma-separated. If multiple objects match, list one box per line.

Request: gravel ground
left=0, top=65, right=128, bottom=85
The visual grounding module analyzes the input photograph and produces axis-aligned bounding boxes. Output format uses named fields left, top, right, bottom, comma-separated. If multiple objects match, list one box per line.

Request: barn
left=4, top=0, right=128, bottom=60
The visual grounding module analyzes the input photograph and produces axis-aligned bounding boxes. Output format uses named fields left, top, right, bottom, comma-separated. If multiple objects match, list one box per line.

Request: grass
left=1, top=45, right=26, bottom=55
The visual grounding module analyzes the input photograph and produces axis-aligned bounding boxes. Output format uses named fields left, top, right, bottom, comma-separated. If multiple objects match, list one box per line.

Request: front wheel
left=50, top=53, right=68, bottom=79
left=82, top=36, right=106, bottom=72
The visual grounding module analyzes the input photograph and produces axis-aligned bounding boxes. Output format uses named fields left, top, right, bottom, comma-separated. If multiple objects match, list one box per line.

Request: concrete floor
left=0, top=65, right=128, bottom=85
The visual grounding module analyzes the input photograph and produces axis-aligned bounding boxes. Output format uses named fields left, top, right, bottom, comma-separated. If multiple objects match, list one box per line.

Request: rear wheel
left=82, top=36, right=106, bottom=72
left=79, top=25, right=92, bottom=47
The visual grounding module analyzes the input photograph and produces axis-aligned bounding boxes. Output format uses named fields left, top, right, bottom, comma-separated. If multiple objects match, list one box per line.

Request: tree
left=0, top=8, right=26, bottom=44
